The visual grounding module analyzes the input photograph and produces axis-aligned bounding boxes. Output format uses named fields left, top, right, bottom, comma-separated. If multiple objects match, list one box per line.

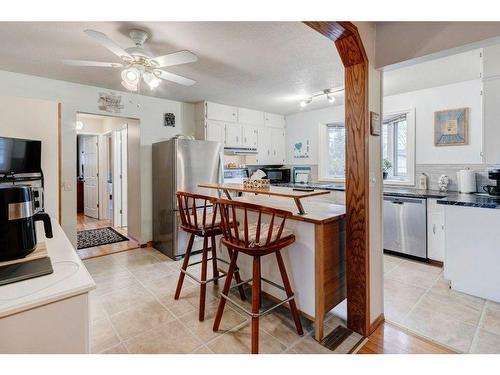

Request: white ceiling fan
left=63, top=29, right=198, bottom=92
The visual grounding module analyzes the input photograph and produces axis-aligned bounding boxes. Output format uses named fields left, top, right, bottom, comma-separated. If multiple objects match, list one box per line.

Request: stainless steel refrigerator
left=152, top=138, right=223, bottom=260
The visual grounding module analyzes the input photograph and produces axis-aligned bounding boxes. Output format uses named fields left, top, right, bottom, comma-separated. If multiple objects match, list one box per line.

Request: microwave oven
left=261, top=168, right=291, bottom=184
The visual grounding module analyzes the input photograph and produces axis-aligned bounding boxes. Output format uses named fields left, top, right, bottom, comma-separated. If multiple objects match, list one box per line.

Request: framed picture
left=434, top=108, right=469, bottom=146
left=164, top=113, right=175, bottom=127
left=370, top=111, right=381, bottom=136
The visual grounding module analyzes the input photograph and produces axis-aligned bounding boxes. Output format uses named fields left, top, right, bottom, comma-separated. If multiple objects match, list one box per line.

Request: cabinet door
left=225, top=123, right=242, bottom=147
left=427, top=211, right=445, bottom=262
left=206, top=121, right=225, bottom=145
left=264, top=112, right=285, bottom=128
left=256, top=127, right=271, bottom=164
left=483, top=78, right=500, bottom=164
left=238, top=108, right=264, bottom=126
left=242, top=126, right=258, bottom=148
left=270, top=128, right=286, bottom=164
left=206, top=102, right=238, bottom=123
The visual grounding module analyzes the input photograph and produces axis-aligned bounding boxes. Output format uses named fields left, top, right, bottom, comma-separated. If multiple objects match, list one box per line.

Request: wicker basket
left=243, top=178, right=270, bottom=190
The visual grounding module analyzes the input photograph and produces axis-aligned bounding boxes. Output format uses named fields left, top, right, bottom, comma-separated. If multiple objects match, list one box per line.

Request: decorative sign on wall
left=293, top=139, right=310, bottom=159
left=164, top=113, right=176, bottom=127
left=434, top=107, right=469, bottom=146
left=370, top=111, right=381, bottom=136
left=97, top=92, right=124, bottom=113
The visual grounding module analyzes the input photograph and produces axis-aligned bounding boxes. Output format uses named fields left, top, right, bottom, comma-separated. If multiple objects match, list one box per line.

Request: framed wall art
left=434, top=107, right=469, bottom=146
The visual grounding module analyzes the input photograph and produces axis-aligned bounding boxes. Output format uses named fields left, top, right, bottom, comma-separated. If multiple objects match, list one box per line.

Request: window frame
left=318, top=122, right=346, bottom=182
left=382, top=108, right=416, bottom=186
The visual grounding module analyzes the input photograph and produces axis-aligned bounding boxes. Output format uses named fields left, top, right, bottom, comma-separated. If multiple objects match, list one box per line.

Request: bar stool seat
left=174, top=192, right=246, bottom=322
left=213, top=198, right=304, bottom=354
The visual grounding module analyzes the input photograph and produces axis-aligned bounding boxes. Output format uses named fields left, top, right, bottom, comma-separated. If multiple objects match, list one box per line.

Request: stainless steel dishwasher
left=383, top=196, right=427, bottom=259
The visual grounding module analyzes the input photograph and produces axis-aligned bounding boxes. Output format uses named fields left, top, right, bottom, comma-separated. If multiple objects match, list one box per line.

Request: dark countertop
left=383, top=187, right=448, bottom=199
left=436, top=193, right=500, bottom=209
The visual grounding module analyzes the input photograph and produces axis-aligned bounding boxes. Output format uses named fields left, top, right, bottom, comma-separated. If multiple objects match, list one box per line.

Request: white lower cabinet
left=427, top=198, right=445, bottom=262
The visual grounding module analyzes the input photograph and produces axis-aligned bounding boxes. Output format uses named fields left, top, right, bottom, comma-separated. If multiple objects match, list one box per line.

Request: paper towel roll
left=456, top=169, right=476, bottom=193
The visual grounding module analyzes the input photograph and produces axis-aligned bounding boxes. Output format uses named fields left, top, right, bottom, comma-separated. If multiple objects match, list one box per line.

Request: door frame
left=304, top=22, right=375, bottom=336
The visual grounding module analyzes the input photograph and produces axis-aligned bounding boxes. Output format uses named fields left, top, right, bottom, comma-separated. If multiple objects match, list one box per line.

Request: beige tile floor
left=384, top=254, right=500, bottom=353
left=85, top=247, right=359, bottom=354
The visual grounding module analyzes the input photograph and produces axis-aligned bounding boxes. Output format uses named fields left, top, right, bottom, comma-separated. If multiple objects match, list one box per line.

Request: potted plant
left=383, top=159, right=392, bottom=180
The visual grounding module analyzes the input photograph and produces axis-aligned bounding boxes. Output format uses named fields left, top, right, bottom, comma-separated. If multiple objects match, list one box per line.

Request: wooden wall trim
left=304, top=21, right=371, bottom=336
left=57, top=103, right=62, bottom=224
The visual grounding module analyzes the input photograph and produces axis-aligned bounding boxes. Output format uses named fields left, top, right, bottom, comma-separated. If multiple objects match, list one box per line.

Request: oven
left=261, top=168, right=291, bottom=184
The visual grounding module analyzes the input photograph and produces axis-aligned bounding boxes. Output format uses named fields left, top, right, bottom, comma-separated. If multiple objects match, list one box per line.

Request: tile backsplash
left=415, top=164, right=500, bottom=192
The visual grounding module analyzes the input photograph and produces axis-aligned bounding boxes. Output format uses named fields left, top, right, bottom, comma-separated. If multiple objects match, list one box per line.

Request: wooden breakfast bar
left=199, top=183, right=346, bottom=341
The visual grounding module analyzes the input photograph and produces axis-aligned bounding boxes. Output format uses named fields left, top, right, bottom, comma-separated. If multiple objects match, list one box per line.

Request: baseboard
left=369, top=313, right=385, bottom=334
left=428, top=259, right=444, bottom=268
left=260, top=290, right=315, bottom=322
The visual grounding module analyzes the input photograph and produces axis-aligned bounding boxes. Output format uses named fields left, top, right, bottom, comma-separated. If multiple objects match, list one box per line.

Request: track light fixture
left=299, top=87, right=344, bottom=108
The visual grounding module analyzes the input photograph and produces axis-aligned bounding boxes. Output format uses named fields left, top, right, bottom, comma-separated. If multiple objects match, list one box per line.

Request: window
left=318, top=123, right=345, bottom=181
left=382, top=110, right=415, bottom=185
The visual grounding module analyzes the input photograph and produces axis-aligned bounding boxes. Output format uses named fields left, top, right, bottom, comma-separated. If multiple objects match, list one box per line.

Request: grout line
left=469, top=300, right=488, bottom=353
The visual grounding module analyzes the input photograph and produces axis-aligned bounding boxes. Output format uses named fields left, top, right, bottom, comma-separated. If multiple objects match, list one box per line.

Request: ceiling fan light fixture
left=121, top=80, right=138, bottom=92
left=143, top=71, right=161, bottom=90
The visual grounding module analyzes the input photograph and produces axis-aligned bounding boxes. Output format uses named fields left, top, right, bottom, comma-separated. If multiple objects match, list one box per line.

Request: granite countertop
left=436, top=193, right=500, bottom=209
left=383, top=187, right=449, bottom=199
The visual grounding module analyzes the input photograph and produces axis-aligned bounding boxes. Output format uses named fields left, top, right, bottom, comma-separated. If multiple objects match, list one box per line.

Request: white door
left=120, top=127, right=128, bottom=228
left=83, top=135, right=99, bottom=219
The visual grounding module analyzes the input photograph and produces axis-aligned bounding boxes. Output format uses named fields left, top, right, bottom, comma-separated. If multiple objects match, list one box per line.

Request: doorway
left=75, top=113, right=139, bottom=259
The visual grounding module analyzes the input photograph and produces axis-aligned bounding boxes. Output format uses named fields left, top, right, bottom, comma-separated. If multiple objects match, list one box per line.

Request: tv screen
left=0, top=137, right=42, bottom=175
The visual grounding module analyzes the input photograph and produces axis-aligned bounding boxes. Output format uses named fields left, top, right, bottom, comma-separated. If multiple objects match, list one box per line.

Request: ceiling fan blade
left=63, top=59, right=123, bottom=68
left=84, top=29, right=132, bottom=60
left=152, top=50, right=198, bottom=68
left=157, top=70, right=196, bottom=86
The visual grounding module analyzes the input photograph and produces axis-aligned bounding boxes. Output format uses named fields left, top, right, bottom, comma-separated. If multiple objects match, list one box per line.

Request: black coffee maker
left=483, top=169, right=500, bottom=196
left=0, top=186, right=53, bottom=261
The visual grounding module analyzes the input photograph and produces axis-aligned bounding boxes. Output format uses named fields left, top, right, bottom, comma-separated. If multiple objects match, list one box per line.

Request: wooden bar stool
left=212, top=198, right=304, bottom=354
left=174, top=192, right=246, bottom=321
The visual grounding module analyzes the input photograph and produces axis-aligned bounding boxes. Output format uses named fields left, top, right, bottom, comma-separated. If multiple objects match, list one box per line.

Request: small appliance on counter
left=293, top=166, right=311, bottom=184
left=483, top=169, right=500, bottom=196
left=261, top=167, right=291, bottom=184
left=457, top=169, right=476, bottom=193
left=0, top=186, right=53, bottom=262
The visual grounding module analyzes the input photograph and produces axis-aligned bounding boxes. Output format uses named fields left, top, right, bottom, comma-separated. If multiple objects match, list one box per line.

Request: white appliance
left=456, top=169, right=476, bottom=193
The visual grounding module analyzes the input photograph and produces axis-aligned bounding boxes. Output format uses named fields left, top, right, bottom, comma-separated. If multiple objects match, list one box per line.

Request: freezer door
left=175, top=139, right=223, bottom=197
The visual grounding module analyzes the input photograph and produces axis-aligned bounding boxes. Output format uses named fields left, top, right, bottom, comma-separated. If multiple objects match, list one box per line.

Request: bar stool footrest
left=180, top=256, right=232, bottom=285
left=220, top=277, right=295, bottom=318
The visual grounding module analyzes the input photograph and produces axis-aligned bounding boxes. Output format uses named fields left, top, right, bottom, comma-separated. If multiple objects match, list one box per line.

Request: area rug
left=77, top=227, right=129, bottom=250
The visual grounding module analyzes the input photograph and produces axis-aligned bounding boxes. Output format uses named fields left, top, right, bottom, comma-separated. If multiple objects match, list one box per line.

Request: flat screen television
left=0, top=136, right=42, bottom=175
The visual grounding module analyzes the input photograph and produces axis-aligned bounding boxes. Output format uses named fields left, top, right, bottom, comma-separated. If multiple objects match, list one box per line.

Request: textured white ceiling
left=0, top=22, right=344, bottom=115
left=383, top=48, right=481, bottom=96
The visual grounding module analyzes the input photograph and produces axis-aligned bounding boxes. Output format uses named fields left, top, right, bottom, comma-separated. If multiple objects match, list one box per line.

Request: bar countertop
left=231, top=195, right=346, bottom=224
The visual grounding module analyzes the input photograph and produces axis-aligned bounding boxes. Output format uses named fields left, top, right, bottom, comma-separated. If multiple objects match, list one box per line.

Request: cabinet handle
left=236, top=136, right=239, bottom=143
left=244, top=137, right=247, bottom=143
left=433, top=224, right=436, bottom=234
left=274, top=150, right=276, bottom=156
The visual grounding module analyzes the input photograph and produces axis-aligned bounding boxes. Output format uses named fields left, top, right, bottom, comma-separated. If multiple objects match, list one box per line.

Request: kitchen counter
left=0, top=220, right=96, bottom=353
left=437, top=193, right=500, bottom=209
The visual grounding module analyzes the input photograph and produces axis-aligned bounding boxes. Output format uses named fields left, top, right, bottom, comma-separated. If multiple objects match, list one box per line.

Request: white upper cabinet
left=205, top=120, right=226, bottom=145
left=255, top=127, right=286, bottom=164
left=238, top=108, right=264, bottom=126
left=225, top=123, right=243, bottom=147
left=264, top=112, right=285, bottom=128
left=270, top=127, right=286, bottom=164
left=242, top=126, right=258, bottom=148
left=206, top=101, right=238, bottom=123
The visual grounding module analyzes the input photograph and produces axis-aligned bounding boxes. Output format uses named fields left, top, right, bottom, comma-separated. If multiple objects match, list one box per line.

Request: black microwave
left=261, top=168, right=291, bottom=184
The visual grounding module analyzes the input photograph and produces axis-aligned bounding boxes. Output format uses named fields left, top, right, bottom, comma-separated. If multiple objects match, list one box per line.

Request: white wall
left=0, top=96, right=59, bottom=220
left=384, top=79, right=483, bottom=165
left=0, top=70, right=195, bottom=245
left=285, top=105, right=345, bottom=166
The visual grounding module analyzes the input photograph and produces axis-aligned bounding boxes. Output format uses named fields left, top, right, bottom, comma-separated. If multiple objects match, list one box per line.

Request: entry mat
left=0, top=257, right=53, bottom=286
left=77, top=227, right=129, bottom=250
